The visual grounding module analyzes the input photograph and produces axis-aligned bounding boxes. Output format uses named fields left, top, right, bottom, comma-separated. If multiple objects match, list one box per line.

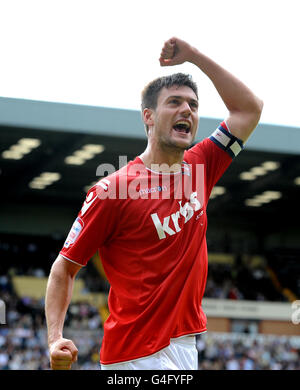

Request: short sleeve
left=60, top=178, right=120, bottom=267
left=185, top=121, right=244, bottom=202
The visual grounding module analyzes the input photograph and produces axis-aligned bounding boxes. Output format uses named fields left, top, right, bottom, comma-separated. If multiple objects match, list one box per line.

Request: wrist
left=48, top=333, right=63, bottom=348
left=188, top=46, right=201, bottom=65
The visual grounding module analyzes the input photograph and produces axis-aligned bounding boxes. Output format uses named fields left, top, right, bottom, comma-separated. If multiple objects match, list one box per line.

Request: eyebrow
left=167, top=95, right=199, bottom=105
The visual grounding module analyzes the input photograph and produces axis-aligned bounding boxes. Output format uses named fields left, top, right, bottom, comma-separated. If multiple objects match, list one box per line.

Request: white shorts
left=101, top=335, right=198, bottom=370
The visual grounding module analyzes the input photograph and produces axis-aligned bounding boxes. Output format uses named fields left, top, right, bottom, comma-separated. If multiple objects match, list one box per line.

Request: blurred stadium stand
left=0, top=97, right=300, bottom=370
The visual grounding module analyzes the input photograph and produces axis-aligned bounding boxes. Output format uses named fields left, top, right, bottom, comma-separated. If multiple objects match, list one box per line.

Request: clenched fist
left=159, top=37, right=196, bottom=67
left=49, top=337, right=78, bottom=370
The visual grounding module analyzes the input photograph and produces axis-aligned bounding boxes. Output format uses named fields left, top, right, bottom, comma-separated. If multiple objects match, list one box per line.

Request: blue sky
left=0, top=0, right=299, bottom=128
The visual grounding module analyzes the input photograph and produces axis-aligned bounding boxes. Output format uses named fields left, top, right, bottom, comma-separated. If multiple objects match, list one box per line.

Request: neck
left=139, top=143, right=185, bottom=173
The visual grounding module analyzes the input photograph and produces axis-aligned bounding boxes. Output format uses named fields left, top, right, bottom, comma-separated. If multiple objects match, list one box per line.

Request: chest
left=117, top=189, right=207, bottom=244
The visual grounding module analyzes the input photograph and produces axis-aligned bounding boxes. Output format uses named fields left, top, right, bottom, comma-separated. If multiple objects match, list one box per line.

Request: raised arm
left=159, top=37, right=263, bottom=142
left=45, top=254, right=81, bottom=369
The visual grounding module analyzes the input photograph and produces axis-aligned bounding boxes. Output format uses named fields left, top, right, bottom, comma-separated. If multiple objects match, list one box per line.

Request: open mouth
left=173, top=120, right=191, bottom=134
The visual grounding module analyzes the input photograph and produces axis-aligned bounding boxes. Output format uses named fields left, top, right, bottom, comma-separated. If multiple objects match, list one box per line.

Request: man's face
left=148, top=85, right=199, bottom=151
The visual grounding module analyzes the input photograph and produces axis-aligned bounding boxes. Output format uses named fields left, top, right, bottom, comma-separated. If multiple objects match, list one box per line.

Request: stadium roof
left=1, top=97, right=300, bottom=237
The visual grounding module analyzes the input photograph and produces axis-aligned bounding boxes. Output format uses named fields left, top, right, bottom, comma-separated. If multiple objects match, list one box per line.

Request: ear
left=143, top=108, right=154, bottom=128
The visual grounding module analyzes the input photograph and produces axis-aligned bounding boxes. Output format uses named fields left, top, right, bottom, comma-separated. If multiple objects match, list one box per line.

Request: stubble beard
left=158, top=133, right=193, bottom=155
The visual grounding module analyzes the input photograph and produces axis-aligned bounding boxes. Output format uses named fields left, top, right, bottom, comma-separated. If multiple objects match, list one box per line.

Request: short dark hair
left=141, top=73, right=198, bottom=133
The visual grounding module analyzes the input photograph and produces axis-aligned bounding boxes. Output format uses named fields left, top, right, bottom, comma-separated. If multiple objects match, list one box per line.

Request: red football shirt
left=60, top=121, right=243, bottom=364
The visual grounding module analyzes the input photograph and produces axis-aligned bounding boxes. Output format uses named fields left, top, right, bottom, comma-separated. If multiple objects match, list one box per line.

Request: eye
left=190, top=101, right=198, bottom=110
left=169, top=99, right=180, bottom=105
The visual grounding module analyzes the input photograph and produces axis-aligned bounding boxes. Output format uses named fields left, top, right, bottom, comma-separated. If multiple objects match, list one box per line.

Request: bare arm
left=160, top=37, right=263, bottom=142
left=45, top=254, right=82, bottom=369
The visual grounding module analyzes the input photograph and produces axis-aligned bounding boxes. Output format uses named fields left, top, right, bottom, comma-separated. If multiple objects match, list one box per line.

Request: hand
left=49, top=337, right=78, bottom=370
left=159, top=37, right=195, bottom=67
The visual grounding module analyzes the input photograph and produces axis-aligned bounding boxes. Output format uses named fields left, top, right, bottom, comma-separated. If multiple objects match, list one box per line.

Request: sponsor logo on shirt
left=64, top=217, right=84, bottom=248
left=151, top=191, right=203, bottom=240
left=139, top=185, right=168, bottom=196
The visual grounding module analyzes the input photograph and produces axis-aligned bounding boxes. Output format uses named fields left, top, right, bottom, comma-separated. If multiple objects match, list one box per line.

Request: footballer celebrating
left=45, top=37, right=263, bottom=370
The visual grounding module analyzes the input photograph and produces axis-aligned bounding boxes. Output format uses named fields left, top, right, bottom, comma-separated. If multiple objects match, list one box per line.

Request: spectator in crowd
left=0, top=263, right=299, bottom=370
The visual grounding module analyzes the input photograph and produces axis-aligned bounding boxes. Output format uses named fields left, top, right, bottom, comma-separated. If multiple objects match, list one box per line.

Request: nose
left=179, top=101, right=192, bottom=117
